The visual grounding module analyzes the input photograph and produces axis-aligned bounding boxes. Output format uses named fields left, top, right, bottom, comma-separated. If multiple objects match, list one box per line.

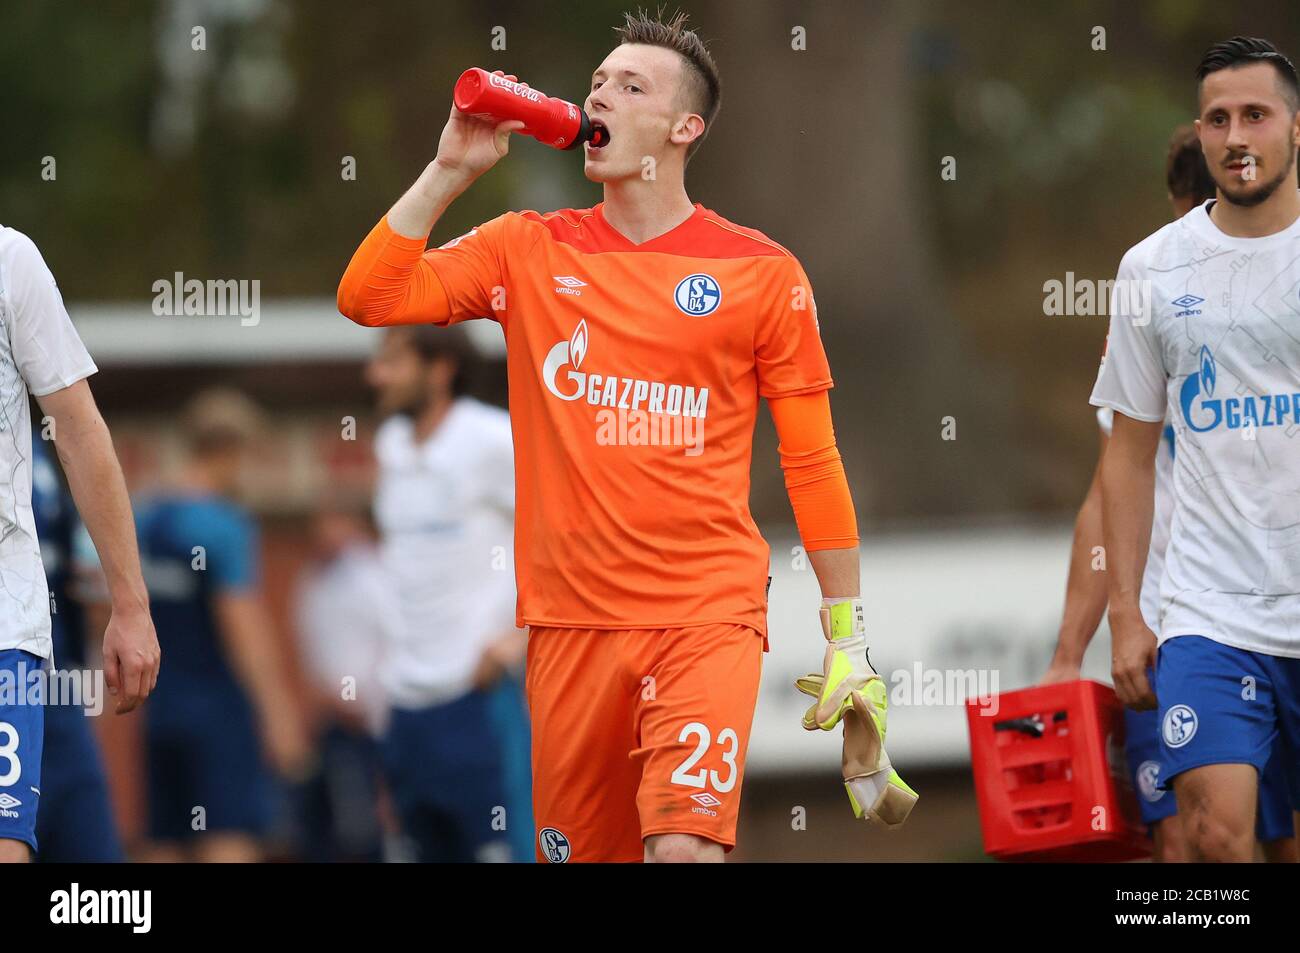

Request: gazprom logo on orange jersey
left=541, top=319, right=710, bottom=419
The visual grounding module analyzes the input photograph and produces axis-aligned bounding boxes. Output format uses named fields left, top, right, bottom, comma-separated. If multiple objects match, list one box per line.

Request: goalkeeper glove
left=795, top=597, right=917, bottom=829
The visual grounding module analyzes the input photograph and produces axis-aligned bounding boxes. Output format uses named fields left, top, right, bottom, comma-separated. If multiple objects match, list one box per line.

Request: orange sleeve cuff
left=337, top=215, right=453, bottom=327
left=769, top=391, right=860, bottom=552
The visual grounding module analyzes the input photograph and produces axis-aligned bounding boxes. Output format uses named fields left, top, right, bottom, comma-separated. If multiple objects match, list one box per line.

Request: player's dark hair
left=1196, top=36, right=1300, bottom=113
left=614, top=7, right=720, bottom=162
left=1165, top=124, right=1216, bottom=204
left=397, top=324, right=474, bottom=396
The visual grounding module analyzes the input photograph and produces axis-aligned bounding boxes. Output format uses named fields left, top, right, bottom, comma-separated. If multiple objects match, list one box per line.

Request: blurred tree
left=5, top=0, right=1298, bottom=521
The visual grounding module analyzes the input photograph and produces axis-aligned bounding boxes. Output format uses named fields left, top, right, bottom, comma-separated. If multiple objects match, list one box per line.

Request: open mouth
left=588, top=118, right=610, bottom=149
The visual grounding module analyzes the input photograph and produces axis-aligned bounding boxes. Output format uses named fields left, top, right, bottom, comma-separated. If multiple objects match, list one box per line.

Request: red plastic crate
left=966, top=679, right=1150, bottom=862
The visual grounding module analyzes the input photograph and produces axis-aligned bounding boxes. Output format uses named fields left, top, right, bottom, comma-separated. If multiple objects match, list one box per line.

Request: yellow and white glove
left=795, top=597, right=917, bottom=829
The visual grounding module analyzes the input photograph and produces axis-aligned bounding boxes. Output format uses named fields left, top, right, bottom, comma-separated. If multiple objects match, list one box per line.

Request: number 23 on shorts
left=670, top=722, right=740, bottom=793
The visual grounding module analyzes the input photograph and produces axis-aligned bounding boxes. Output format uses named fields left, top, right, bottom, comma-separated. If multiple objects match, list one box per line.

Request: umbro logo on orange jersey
left=553, top=275, right=587, bottom=297
left=690, top=792, right=721, bottom=817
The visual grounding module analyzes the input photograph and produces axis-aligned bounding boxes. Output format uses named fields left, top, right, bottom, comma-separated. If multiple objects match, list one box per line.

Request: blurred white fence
left=752, top=524, right=1114, bottom=774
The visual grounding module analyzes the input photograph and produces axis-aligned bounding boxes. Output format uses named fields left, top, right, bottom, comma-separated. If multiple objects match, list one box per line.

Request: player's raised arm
left=1041, top=425, right=1110, bottom=684
left=337, top=72, right=525, bottom=328
left=389, top=91, right=525, bottom=238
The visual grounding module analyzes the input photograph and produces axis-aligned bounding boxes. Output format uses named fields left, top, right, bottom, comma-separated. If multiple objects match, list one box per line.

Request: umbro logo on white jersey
left=553, top=275, right=587, bottom=297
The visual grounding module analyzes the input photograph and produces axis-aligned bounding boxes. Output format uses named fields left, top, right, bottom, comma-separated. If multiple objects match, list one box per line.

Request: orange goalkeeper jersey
left=340, top=202, right=833, bottom=637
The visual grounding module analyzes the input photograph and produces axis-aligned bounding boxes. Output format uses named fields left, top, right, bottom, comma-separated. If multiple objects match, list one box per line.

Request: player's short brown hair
left=1165, top=124, right=1215, bottom=204
left=614, top=8, right=721, bottom=162
left=182, top=388, right=265, bottom=455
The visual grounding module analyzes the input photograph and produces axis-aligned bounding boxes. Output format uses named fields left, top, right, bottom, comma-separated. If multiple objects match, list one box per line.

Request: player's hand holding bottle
left=388, top=70, right=527, bottom=239
left=431, top=70, right=527, bottom=188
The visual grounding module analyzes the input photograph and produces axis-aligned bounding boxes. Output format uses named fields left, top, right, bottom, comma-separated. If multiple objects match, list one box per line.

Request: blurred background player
left=365, top=325, right=529, bottom=863
left=30, top=434, right=125, bottom=862
left=1043, top=123, right=1297, bottom=861
left=134, top=389, right=310, bottom=862
left=0, top=225, right=159, bottom=865
left=1095, top=37, right=1300, bottom=862
left=289, top=496, right=391, bottom=862
left=338, top=11, right=909, bottom=862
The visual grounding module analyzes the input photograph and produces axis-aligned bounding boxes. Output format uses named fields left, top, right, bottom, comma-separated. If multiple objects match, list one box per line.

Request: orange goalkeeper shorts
left=526, top=622, right=764, bottom=863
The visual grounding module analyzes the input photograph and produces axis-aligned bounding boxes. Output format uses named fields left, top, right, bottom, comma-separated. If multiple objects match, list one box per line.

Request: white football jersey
left=1096, top=406, right=1175, bottom=629
left=0, top=227, right=97, bottom=660
left=1091, top=197, right=1300, bottom=657
left=294, top=541, right=397, bottom=734
left=373, top=397, right=517, bottom=707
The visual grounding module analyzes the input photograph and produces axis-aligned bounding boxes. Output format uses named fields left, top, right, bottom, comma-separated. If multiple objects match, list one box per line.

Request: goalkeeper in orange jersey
left=338, top=9, right=914, bottom=862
